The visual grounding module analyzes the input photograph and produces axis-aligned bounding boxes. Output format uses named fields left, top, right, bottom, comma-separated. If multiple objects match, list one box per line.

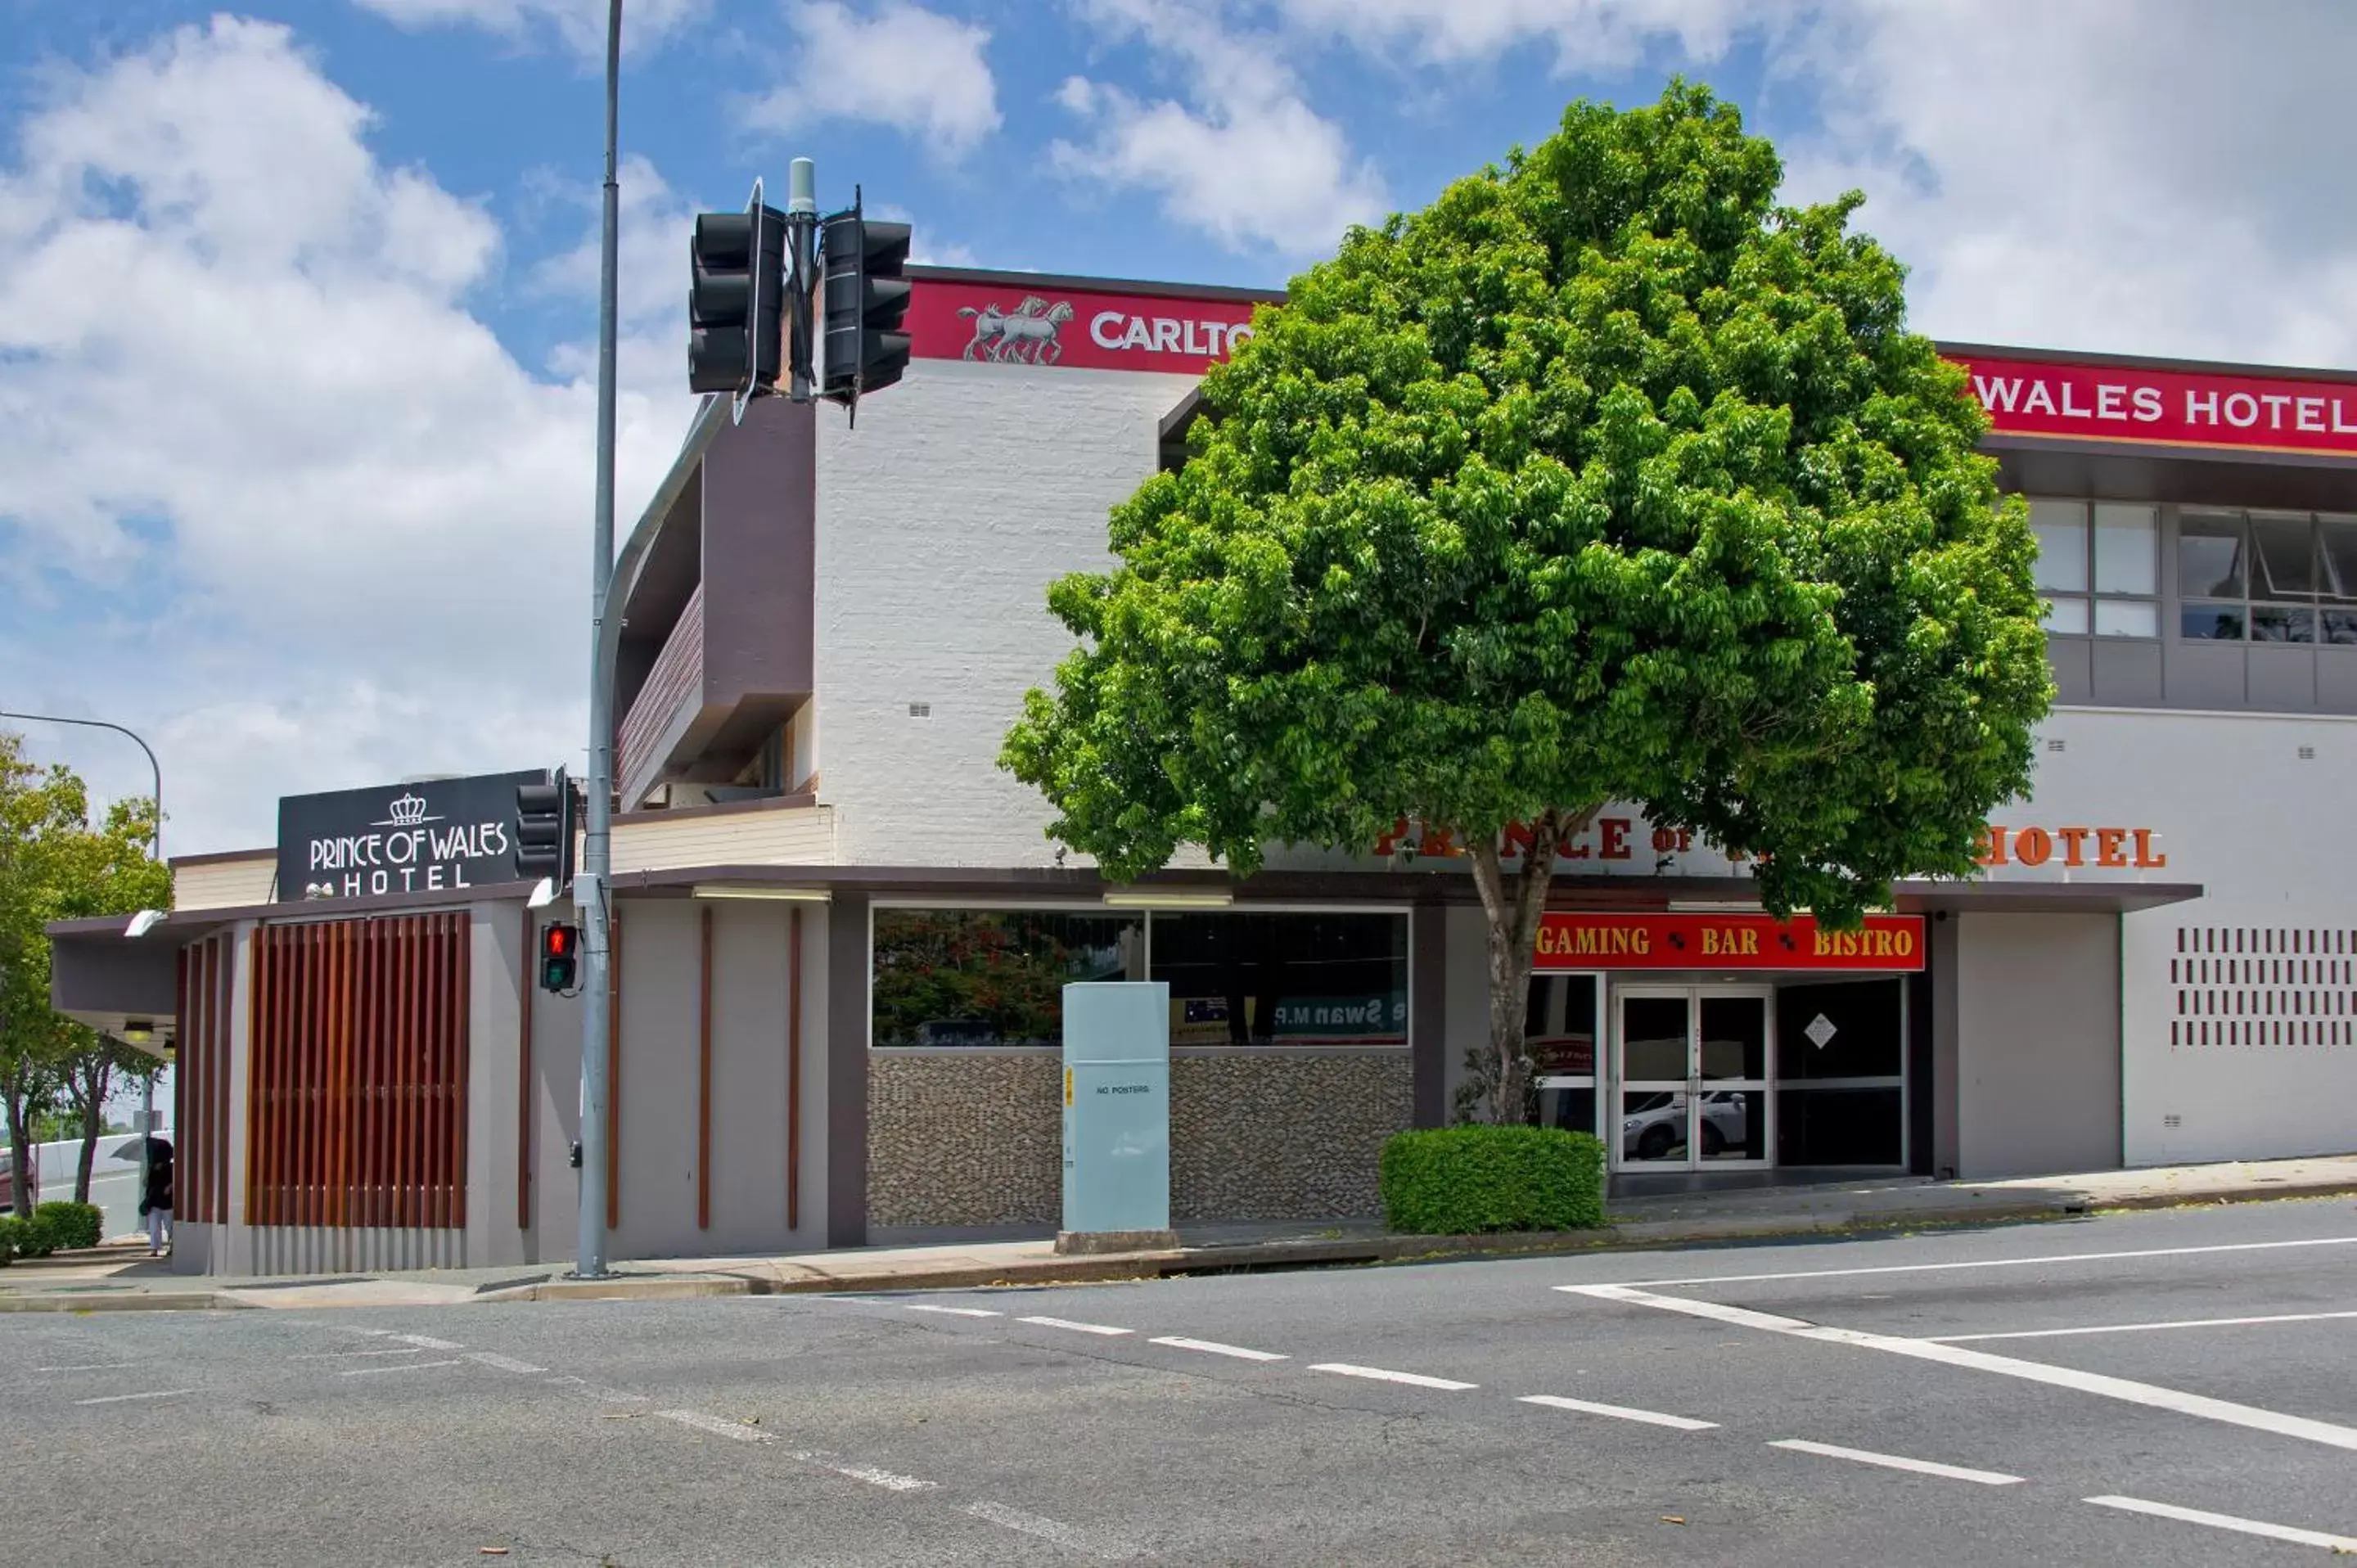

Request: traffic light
left=819, top=196, right=912, bottom=415
left=539, top=922, right=579, bottom=994
left=689, top=201, right=786, bottom=399
left=514, top=768, right=576, bottom=890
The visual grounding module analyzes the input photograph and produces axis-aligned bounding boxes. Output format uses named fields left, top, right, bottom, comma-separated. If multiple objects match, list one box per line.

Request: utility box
left=1057, top=981, right=1175, bottom=1255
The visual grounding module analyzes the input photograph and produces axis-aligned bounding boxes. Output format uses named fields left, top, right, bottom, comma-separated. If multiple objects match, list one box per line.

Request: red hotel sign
left=1958, top=354, right=2357, bottom=457
left=904, top=277, right=2357, bottom=461
left=1533, top=912, right=1926, bottom=973
left=908, top=278, right=1260, bottom=376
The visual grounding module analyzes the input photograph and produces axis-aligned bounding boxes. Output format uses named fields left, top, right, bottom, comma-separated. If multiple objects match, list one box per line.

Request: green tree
left=1002, top=83, right=2051, bottom=1123
left=0, top=732, right=170, bottom=1213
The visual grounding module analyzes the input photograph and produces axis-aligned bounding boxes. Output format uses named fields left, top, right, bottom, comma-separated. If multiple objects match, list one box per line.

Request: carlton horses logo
left=958, top=295, right=1076, bottom=365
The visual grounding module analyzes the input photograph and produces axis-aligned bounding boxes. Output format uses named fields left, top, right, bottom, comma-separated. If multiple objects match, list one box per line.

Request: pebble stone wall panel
left=866, top=1051, right=1414, bottom=1227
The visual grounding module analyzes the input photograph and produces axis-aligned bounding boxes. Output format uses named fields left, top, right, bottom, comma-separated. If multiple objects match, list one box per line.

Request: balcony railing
left=618, top=583, right=702, bottom=806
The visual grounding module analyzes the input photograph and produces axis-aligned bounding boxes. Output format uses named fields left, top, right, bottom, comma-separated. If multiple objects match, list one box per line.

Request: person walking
left=139, top=1136, right=173, bottom=1257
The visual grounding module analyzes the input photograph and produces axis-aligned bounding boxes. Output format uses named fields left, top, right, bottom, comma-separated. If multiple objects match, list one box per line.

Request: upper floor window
left=2180, top=511, right=2357, bottom=644
left=2031, top=498, right=2157, bottom=636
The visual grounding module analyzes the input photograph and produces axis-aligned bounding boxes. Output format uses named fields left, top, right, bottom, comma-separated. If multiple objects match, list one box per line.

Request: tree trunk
left=4, top=1090, right=29, bottom=1219
left=1465, top=805, right=1602, bottom=1125
left=74, top=1088, right=104, bottom=1205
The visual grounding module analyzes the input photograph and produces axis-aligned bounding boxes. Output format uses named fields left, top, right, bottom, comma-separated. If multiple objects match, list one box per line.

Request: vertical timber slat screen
left=246, top=912, right=471, bottom=1229
left=172, top=933, right=236, bottom=1224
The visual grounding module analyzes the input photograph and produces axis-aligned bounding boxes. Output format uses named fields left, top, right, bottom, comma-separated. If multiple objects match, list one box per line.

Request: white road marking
left=1018, top=1316, right=1133, bottom=1336
left=1769, top=1439, right=2024, bottom=1485
left=292, top=1348, right=429, bottom=1359
left=1569, top=1283, right=2357, bottom=1453
left=1517, top=1395, right=1717, bottom=1431
left=1150, top=1336, right=1287, bottom=1362
left=904, top=1304, right=1002, bottom=1318
left=1599, top=1235, right=2357, bottom=1290
left=651, top=1411, right=935, bottom=1492
left=822, top=1462, right=935, bottom=1493
left=36, top=1363, right=145, bottom=1372
left=1927, top=1309, right=2357, bottom=1343
left=464, top=1352, right=548, bottom=1374
left=74, top=1388, right=194, bottom=1406
left=656, top=1409, right=773, bottom=1444
left=966, top=1500, right=1138, bottom=1560
left=1309, top=1363, right=1478, bottom=1391
left=2084, top=1494, right=2357, bottom=1552
left=392, top=1333, right=464, bottom=1350
left=339, top=1358, right=463, bottom=1377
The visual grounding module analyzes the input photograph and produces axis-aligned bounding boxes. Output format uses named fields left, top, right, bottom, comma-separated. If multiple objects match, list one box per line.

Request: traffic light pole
left=786, top=158, right=817, bottom=402
left=573, top=0, right=623, bottom=1282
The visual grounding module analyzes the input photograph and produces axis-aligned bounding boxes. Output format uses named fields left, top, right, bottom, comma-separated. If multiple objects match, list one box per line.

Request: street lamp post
left=572, top=0, right=624, bottom=1281
left=0, top=710, right=162, bottom=862
left=0, top=710, right=167, bottom=1219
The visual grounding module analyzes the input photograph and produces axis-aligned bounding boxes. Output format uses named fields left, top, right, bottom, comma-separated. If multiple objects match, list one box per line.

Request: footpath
left=4, top=1153, right=2353, bottom=1313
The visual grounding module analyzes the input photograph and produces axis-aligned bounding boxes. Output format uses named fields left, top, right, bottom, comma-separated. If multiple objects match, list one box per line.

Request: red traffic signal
left=540, top=922, right=579, bottom=994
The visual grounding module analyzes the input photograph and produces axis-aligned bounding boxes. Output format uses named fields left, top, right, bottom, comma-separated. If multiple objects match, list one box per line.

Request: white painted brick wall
left=814, top=357, right=1203, bottom=867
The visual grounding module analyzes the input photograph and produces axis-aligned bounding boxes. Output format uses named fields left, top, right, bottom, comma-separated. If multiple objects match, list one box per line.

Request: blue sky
left=2, top=1, right=2353, bottom=854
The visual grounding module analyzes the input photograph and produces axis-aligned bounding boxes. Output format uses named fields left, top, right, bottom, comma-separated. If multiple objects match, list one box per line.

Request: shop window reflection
left=1151, top=912, right=1407, bottom=1047
left=871, top=910, right=1142, bottom=1049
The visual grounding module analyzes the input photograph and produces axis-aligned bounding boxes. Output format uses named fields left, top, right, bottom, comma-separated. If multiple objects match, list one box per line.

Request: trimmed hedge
left=36, top=1201, right=104, bottom=1251
left=1379, top=1124, right=1607, bottom=1235
left=0, top=1212, right=56, bottom=1261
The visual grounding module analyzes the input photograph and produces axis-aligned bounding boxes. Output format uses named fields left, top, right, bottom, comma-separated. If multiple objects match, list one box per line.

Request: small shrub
left=35, top=1201, right=104, bottom=1251
left=4, top=1212, right=56, bottom=1259
left=0, top=1214, right=16, bottom=1264
left=1379, top=1124, right=1607, bottom=1235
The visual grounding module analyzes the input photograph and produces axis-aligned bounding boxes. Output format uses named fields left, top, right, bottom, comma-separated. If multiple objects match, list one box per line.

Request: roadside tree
left=1001, top=83, right=2051, bottom=1123
left=0, top=732, right=169, bottom=1212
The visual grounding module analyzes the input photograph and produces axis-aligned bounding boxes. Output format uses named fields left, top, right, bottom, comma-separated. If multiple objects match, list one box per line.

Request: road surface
left=10, top=1198, right=2357, bottom=1564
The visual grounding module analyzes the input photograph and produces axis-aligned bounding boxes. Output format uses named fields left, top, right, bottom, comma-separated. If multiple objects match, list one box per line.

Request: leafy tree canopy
left=1003, top=82, right=2052, bottom=1118
left=0, top=732, right=170, bottom=1210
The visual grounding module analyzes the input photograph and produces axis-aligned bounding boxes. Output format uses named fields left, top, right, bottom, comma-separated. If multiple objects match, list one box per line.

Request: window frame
left=2030, top=495, right=2160, bottom=640
left=865, top=899, right=1417, bottom=1055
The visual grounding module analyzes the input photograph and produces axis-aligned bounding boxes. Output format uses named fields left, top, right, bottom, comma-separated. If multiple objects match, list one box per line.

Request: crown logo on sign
left=385, top=791, right=430, bottom=827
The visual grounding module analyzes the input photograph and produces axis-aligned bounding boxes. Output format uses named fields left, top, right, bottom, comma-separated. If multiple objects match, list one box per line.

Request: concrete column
left=1411, top=903, right=1448, bottom=1128
left=826, top=893, right=869, bottom=1247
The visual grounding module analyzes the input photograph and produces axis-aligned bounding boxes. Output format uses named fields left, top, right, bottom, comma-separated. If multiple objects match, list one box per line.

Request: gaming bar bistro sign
left=276, top=770, right=543, bottom=902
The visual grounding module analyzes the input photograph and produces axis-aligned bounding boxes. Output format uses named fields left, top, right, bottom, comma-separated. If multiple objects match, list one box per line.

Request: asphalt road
left=11, top=1199, right=2357, bottom=1566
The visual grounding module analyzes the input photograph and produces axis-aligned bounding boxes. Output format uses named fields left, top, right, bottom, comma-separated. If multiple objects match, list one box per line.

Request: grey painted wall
left=517, top=895, right=832, bottom=1268
left=1953, top=911, right=2124, bottom=1178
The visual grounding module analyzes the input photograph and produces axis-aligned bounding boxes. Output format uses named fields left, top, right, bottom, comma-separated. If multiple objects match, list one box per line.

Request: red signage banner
left=1534, top=912, right=1926, bottom=972
left=1957, top=354, right=2357, bottom=457
left=907, top=277, right=1261, bottom=375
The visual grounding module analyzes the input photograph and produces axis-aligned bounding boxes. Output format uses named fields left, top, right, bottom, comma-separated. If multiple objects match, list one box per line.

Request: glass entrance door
left=1615, top=987, right=1774, bottom=1169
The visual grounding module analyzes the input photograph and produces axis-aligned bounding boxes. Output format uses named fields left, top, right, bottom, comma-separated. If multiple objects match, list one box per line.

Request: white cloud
left=1251, top=0, right=2357, bottom=367
left=0, top=18, right=695, bottom=853
left=744, top=1, right=1001, bottom=156
left=1273, top=0, right=1757, bottom=73
left=533, top=153, right=696, bottom=332
left=352, top=0, right=710, bottom=56
left=1772, top=0, right=2357, bottom=367
left=1053, top=0, right=1388, bottom=256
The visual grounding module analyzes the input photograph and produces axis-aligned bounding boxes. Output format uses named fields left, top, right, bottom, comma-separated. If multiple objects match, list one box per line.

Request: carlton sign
left=907, top=278, right=1264, bottom=375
